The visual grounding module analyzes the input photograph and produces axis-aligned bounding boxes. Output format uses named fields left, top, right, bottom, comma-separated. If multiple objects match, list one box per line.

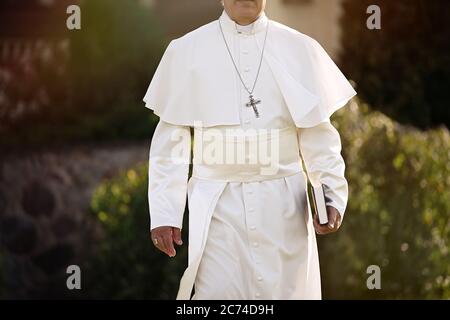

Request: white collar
left=218, top=9, right=269, bottom=35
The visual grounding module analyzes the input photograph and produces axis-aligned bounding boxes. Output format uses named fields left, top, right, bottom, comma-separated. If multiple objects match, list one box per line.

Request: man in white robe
left=143, top=0, right=356, bottom=300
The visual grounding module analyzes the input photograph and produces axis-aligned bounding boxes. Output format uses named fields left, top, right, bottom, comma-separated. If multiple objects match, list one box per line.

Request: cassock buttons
left=255, top=292, right=261, bottom=298
left=244, top=119, right=251, bottom=124
left=243, top=50, right=249, bottom=55
left=257, top=276, right=263, bottom=282
left=250, top=226, right=256, bottom=230
left=244, top=67, right=250, bottom=73
left=248, top=207, right=255, bottom=213
left=252, top=242, right=259, bottom=247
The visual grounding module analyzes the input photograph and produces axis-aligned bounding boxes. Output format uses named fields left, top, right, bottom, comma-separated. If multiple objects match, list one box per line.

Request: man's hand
left=313, top=206, right=342, bottom=235
left=151, top=226, right=183, bottom=257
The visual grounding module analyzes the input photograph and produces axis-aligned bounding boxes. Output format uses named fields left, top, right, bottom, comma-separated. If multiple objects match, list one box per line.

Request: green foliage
left=87, top=99, right=448, bottom=299
left=0, top=0, right=164, bottom=147
left=319, top=99, right=449, bottom=299
left=85, top=165, right=187, bottom=299
left=68, top=0, right=166, bottom=142
left=340, top=0, right=450, bottom=129
left=70, top=0, right=165, bottom=113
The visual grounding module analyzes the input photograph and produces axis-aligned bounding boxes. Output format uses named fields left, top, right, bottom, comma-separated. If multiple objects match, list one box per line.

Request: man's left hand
left=313, top=206, right=342, bottom=235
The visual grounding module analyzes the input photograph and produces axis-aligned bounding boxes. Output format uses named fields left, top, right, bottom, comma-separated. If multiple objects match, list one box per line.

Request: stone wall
left=0, top=142, right=148, bottom=298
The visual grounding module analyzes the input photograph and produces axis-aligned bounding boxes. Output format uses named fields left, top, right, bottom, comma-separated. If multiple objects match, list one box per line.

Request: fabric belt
left=192, top=126, right=304, bottom=182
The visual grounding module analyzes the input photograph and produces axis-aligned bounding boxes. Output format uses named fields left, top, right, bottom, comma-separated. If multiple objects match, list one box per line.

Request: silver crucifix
left=246, top=94, right=261, bottom=118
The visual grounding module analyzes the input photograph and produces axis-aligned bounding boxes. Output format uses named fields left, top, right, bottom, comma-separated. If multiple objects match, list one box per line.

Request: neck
left=235, top=17, right=258, bottom=25
left=227, top=11, right=261, bottom=26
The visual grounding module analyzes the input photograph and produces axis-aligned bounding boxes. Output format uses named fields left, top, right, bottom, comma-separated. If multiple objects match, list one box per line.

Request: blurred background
left=0, top=0, right=448, bottom=299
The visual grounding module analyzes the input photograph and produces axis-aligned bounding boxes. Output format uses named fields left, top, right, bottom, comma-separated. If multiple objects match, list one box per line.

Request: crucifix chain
left=218, top=17, right=269, bottom=118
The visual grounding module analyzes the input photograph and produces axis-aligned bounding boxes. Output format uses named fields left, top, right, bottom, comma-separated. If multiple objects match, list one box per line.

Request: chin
left=235, top=6, right=258, bottom=19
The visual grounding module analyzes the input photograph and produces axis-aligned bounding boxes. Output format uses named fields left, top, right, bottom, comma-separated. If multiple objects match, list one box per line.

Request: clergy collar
left=218, top=9, right=269, bottom=35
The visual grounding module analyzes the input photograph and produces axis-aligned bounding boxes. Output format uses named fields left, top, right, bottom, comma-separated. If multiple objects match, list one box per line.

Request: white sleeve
left=148, top=120, right=191, bottom=230
left=297, top=119, right=349, bottom=219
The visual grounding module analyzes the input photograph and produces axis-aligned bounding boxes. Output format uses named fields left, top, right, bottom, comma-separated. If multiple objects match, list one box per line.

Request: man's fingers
left=151, top=226, right=180, bottom=257
left=327, top=212, right=337, bottom=230
left=172, top=228, right=183, bottom=246
left=158, top=235, right=170, bottom=256
left=313, top=215, right=321, bottom=233
left=332, top=215, right=341, bottom=231
left=151, top=231, right=171, bottom=256
left=313, top=214, right=329, bottom=235
left=162, top=233, right=176, bottom=257
left=154, top=235, right=166, bottom=252
left=336, top=213, right=342, bottom=230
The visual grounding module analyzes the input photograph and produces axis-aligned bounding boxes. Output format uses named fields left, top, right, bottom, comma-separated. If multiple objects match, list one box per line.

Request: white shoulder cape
left=143, top=19, right=356, bottom=128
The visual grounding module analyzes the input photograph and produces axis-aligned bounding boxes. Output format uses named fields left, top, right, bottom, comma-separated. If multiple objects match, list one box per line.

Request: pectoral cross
left=246, top=94, right=261, bottom=118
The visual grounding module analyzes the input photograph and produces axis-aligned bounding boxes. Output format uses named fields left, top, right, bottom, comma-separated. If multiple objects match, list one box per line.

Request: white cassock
left=143, top=10, right=356, bottom=300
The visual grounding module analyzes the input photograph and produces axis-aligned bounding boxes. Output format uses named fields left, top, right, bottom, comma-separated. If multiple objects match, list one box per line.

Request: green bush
left=0, top=0, right=164, bottom=147
left=87, top=99, right=448, bottom=299
left=319, top=99, right=449, bottom=299
left=69, top=0, right=166, bottom=140
left=85, top=165, right=187, bottom=299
